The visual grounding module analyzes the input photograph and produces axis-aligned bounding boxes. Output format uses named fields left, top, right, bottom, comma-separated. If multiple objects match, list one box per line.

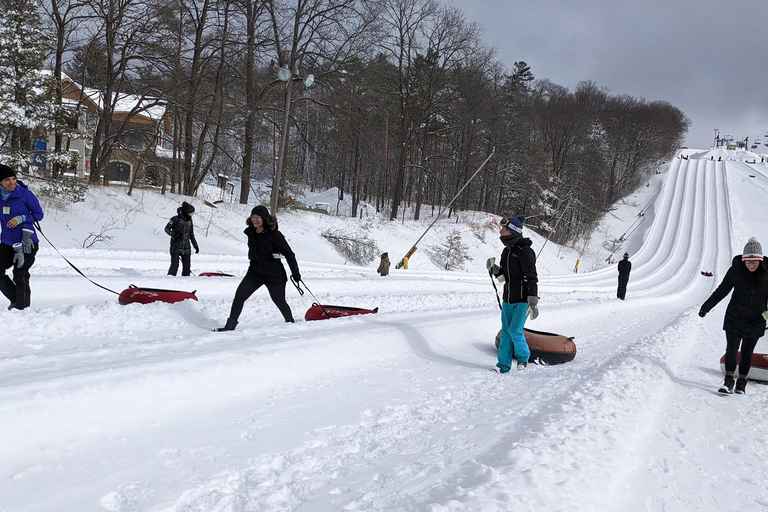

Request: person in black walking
left=617, top=252, right=631, bottom=300
left=165, top=201, right=198, bottom=276
left=216, top=205, right=301, bottom=331
left=699, top=237, right=768, bottom=394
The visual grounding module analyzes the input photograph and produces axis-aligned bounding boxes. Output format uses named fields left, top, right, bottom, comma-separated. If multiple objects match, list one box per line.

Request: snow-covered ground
left=3, top=148, right=768, bottom=511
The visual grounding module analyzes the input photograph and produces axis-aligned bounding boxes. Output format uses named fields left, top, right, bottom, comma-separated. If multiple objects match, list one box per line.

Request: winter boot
left=735, top=378, right=747, bottom=395
left=517, top=361, right=528, bottom=370
left=215, top=318, right=238, bottom=332
left=718, top=375, right=735, bottom=394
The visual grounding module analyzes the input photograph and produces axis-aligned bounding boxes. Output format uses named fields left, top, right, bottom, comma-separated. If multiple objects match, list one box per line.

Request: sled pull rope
left=291, top=277, right=331, bottom=317
left=34, top=221, right=120, bottom=296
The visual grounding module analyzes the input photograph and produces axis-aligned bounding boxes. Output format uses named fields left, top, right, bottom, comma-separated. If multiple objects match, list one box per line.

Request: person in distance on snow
left=216, top=205, right=301, bottom=331
left=377, top=252, right=390, bottom=276
left=165, top=201, right=199, bottom=276
left=698, top=237, right=768, bottom=395
left=617, top=252, right=631, bottom=300
left=0, top=164, right=44, bottom=310
left=486, top=215, right=539, bottom=373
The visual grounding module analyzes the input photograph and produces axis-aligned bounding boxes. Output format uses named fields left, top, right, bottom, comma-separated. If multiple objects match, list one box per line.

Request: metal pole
left=395, top=151, right=495, bottom=268
left=271, top=77, right=294, bottom=214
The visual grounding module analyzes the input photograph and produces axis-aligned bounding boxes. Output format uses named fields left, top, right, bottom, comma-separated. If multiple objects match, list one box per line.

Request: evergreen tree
left=0, top=0, right=70, bottom=169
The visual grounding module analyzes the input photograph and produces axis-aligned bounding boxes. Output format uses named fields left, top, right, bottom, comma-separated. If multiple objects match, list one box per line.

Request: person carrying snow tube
left=165, top=201, right=199, bottom=276
left=699, top=237, right=768, bottom=394
left=0, top=164, right=44, bottom=310
left=487, top=214, right=539, bottom=373
left=617, top=252, right=631, bottom=300
left=216, top=205, right=301, bottom=331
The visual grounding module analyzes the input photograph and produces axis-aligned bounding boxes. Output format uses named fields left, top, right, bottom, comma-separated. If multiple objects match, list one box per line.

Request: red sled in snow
left=198, top=272, right=234, bottom=277
left=720, top=352, right=768, bottom=382
left=304, top=302, right=378, bottom=321
left=495, top=328, right=577, bottom=365
left=118, top=284, right=198, bottom=305
left=701, top=271, right=713, bottom=277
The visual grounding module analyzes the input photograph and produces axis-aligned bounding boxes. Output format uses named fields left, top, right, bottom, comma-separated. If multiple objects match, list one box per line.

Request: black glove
left=194, top=245, right=200, bottom=254
left=292, top=273, right=301, bottom=282
left=698, top=308, right=706, bottom=318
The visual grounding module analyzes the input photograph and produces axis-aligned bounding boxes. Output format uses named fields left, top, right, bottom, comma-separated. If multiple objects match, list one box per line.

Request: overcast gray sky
left=449, top=0, right=768, bottom=150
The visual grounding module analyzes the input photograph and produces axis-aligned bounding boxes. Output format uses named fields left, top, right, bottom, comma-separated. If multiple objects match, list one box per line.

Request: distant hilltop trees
left=1, top=0, right=688, bottom=245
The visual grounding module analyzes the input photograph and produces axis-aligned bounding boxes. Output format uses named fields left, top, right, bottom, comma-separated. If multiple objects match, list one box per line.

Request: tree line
left=0, top=0, right=688, bottom=244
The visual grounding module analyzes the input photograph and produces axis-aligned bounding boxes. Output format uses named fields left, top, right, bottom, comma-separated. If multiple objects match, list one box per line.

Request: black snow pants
left=228, top=269, right=294, bottom=323
left=724, top=331, right=760, bottom=378
left=617, top=273, right=630, bottom=300
left=0, top=242, right=39, bottom=310
left=168, top=250, right=191, bottom=276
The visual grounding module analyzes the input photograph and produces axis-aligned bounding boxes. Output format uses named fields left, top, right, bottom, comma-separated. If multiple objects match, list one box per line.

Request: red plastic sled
left=199, top=272, right=234, bottom=277
left=118, top=285, right=198, bottom=305
left=495, top=328, right=577, bottom=365
left=719, top=352, right=768, bottom=382
left=304, top=302, right=378, bottom=321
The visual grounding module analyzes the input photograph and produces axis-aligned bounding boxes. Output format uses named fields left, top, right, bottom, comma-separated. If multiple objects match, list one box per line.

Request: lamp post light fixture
left=270, top=67, right=314, bottom=215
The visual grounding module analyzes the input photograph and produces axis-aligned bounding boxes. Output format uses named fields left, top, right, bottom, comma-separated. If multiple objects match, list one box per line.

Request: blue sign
left=33, top=140, right=47, bottom=168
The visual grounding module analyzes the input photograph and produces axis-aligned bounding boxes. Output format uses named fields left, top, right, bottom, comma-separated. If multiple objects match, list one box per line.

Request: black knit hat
left=181, top=202, right=195, bottom=214
left=251, top=205, right=271, bottom=219
left=0, top=163, right=16, bottom=181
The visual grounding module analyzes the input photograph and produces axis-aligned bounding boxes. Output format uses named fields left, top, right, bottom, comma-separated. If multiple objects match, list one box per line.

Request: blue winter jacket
left=0, top=180, right=44, bottom=246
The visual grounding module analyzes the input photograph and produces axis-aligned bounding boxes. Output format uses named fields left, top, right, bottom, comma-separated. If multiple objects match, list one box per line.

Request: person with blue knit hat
left=617, top=252, right=631, bottom=300
left=486, top=214, right=539, bottom=372
left=0, top=163, right=44, bottom=310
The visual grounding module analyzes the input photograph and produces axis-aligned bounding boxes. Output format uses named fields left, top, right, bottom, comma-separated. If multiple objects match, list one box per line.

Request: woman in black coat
left=216, top=205, right=301, bottom=331
left=165, top=201, right=198, bottom=276
left=699, top=237, right=768, bottom=394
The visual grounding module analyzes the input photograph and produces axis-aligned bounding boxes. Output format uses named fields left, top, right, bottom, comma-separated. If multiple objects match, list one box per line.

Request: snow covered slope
left=3, top=150, right=768, bottom=511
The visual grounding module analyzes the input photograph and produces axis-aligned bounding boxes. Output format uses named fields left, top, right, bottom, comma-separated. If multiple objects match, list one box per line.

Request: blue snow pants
left=496, top=301, right=531, bottom=372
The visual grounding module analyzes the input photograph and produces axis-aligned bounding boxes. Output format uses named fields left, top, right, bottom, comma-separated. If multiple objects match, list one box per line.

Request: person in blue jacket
left=0, top=164, right=44, bottom=310
left=486, top=215, right=539, bottom=373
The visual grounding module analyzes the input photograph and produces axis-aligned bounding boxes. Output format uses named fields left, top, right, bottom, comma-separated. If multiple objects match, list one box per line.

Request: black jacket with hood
left=164, top=208, right=198, bottom=255
left=701, top=255, right=768, bottom=338
left=494, top=234, right=538, bottom=304
left=244, top=216, right=300, bottom=282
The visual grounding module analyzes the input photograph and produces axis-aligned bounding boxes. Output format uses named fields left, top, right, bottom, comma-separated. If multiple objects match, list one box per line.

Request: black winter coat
left=244, top=223, right=300, bottom=282
left=618, top=259, right=631, bottom=275
left=496, top=236, right=538, bottom=303
left=165, top=209, right=198, bottom=254
left=701, top=255, right=768, bottom=338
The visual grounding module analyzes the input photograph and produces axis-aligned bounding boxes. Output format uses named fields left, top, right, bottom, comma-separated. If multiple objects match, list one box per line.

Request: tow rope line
left=34, top=221, right=120, bottom=296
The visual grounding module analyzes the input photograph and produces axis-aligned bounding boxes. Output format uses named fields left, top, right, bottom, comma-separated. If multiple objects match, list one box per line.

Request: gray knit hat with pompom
left=742, top=237, right=763, bottom=261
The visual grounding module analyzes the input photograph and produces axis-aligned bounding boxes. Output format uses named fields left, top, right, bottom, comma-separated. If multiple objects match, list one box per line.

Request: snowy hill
left=4, top=149, right=768, bottom=511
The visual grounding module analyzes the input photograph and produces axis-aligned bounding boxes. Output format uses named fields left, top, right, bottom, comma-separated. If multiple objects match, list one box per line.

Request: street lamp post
left=270, top=67, right=313, bottom=215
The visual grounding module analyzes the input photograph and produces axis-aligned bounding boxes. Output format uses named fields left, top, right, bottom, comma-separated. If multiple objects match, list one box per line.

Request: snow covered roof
left=60, top=73, right=167, bottom=122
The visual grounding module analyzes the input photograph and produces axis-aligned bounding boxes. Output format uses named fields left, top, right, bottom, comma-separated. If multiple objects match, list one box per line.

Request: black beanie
left=251, top=205, right=271, bottom=219
left=0, top=163, right=16, bottom=181
left=181, top=202, right=195, bottom=214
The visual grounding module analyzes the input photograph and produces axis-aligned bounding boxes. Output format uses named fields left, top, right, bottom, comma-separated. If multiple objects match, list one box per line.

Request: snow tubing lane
left=495, top=328, right=577, bottom=365
left=719, top=352, right=768, bottom=382
left=304, top=303, right=378, bottom=321
left=198, top=272, right=235, bottom=277
left=118, top=285, right=198, bottom=305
